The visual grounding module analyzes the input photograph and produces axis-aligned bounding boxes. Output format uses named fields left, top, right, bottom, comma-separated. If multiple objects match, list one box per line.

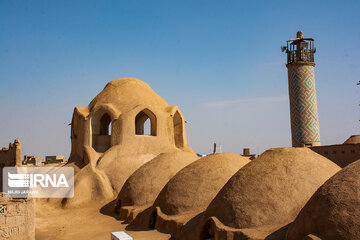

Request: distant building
left=45, top=155, right=67, bottom=164
left=241, top=148, right=256, bottom=160
left=0, top=139, right=21, bottom=192
left=310, top=135, right=360, bottom=168
left=23, top=155, right=45, bottom=166
left=0, top=139, right=22, bottom=168
left=23, top=155, right=34, bottom=165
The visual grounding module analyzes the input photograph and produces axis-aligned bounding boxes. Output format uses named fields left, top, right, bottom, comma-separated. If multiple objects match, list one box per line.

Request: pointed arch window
left=99, top=113, right=112, bottom=135
left=173, top=111, right=184, bottom=148
left=135, top=109, right=157, bottom=136
left=91, top=111, right=112, bottom=152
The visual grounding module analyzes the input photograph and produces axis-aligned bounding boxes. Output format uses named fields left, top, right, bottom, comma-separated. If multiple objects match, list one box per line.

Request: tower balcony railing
left=287, top=49, right=315, bottom=64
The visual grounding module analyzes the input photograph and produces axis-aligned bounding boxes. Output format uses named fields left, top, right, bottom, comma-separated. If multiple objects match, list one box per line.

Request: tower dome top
left=296, top=30, right=303, bottom=39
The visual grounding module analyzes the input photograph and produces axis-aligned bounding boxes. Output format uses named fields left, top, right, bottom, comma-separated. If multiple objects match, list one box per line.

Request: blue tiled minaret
left=283, top=31, right=321, bottom=147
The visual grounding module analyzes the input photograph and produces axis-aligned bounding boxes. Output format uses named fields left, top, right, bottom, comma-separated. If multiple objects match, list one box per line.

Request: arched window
left=99, top=113, right=111, bottom=135
left=173, top=111, right=184, bottom=148
left=92, top=111, right=112, bottom=152
left=71, top=115, right=77, bottom=139
left=135, top=109, right=157, bottom=136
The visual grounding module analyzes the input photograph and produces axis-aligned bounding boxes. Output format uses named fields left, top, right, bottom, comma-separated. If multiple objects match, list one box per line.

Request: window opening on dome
left=135, top=109, right=157, bottom=136
left=91, top=111, right=112, bottom=152
left=173, top=111, right=184, bottom=148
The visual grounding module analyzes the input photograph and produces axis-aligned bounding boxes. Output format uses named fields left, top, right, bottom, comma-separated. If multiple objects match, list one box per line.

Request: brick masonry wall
left=0, top=194, right=35, bottom=240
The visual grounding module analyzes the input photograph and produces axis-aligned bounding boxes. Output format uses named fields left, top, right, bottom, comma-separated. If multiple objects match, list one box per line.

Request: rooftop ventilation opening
left=173, top=111, right=184, bottom=148
left=99, top=113, right=111, bottom=135
left=149, top=210, right=157, bottom=229
left=92, top=111, right=112, bottom=153
left=135, top=109, right=157, bottom=136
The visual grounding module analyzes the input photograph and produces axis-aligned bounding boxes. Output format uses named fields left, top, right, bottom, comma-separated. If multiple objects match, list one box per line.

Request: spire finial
left=297, top=31, right=303, bottom=39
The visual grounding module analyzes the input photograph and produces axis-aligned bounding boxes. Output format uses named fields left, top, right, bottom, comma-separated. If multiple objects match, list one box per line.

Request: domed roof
left=89, top=77, right=169, bottom=114
left=116, top=150, right=198, bottom=213
left=95, top=145, right=160, bottom=193
left=200, top=148, right=341, bottom=238
left=153, top=153, right=250, bottom=216
left=343, top=135, right=360, bottom=144
left=286, top=159, right=360, bottom=240
left=62, top=164, right=114, bottom=208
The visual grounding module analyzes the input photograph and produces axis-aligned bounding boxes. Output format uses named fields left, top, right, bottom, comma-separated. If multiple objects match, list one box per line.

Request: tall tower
left=282, top=31, right=321, bottom=147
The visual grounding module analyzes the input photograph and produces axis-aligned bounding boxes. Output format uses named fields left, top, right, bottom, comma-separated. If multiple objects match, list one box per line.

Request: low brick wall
left=310, top=143, right=360, bottom=168
left=0, top=193, right=34, bottom=240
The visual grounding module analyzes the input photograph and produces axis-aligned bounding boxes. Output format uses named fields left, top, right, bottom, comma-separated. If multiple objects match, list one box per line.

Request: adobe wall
left=310, top=143, right=360, bottom=168
left=68, top=107, right=90, bottom=166
left=0, top=139, right=21, bottom=168
left=0, top=193, right=35, bottom=240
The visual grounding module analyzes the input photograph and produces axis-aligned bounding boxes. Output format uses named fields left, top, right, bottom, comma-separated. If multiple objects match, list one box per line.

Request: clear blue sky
left=1, top=0, right=359, bottom=157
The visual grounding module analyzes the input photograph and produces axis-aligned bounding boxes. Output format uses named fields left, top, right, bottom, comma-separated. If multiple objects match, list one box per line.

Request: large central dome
left=89, top=77, right=169, bottom=114
left=66, top=77, right=194, bottom=207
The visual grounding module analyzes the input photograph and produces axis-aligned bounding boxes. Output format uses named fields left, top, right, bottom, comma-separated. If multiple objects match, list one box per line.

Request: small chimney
left=243, top=148, right=250, bottom=156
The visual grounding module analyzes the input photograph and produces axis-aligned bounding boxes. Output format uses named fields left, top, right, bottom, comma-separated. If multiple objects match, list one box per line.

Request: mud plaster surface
left=35, top=200, right=170, bottom=240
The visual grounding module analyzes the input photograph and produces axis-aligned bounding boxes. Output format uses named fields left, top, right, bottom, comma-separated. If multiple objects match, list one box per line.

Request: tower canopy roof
left=287, top=30, right=314, bottom=42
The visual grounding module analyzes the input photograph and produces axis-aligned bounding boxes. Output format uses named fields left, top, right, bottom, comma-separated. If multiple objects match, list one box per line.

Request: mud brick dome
left=65, top=77, right=196, bottom=207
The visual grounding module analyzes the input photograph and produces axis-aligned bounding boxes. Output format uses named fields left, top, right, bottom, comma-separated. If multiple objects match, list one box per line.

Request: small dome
left=115, top=150, right=198, bottom=218
left=343, top=135, right=360, bottom=144
left=62, top=164, right=114, bottom=208
left=153, top=153, right=251, bottom=216
left=200, top=148, right=341, bottom=239
left=133, top=153, right=250, bottom=237
left=286, top=159, right=360, bottom=240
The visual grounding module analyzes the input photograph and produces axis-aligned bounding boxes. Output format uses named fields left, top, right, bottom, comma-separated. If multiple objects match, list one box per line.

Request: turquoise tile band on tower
left=288, top=65, right=320, bottom=147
